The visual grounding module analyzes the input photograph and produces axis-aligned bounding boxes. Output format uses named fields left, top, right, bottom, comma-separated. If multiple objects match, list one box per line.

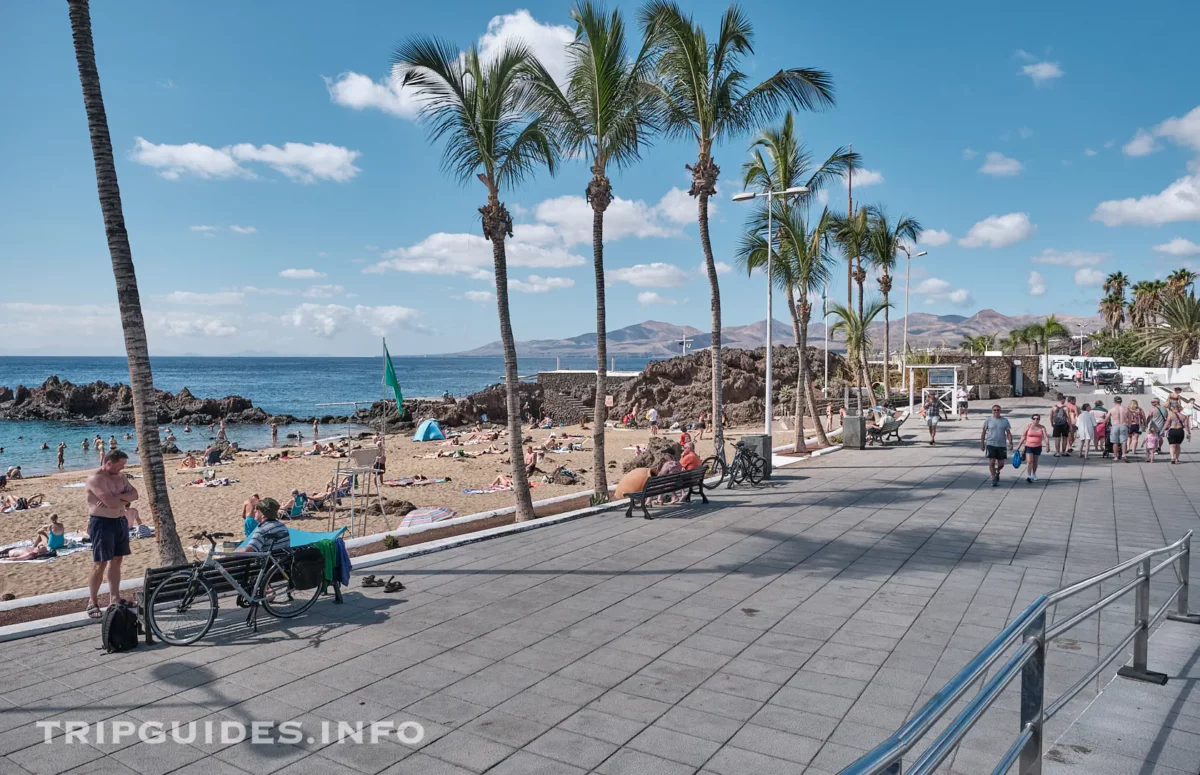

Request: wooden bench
left=625, top=468, right=709, bottom=520
left=136, top=549, right=342, bottom=645
left=867, top=416, right=906, bottom=446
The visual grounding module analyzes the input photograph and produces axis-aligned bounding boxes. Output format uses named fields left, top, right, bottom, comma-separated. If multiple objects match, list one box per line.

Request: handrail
left=839, top=530, right=1199, bottom=775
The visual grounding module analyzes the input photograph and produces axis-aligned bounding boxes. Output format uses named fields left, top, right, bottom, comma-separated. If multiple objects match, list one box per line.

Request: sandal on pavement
left=383, top=576, right=406, bottom=593
left=361, top=575, right=386, bottom=588
left=85, top=603, right=102, bottom=619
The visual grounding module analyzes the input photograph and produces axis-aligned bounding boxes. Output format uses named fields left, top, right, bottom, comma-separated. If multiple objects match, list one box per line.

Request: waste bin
left=842, top=415, right=867, bottom=450
left=741, top=433, right=773, bottom=479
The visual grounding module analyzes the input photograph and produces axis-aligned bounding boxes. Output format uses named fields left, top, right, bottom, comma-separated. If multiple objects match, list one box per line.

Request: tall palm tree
left=641, top=0, right=835, bottom=452
left=1103, top=271, right=1129, bottom=300
left=1136, top=292, right=1200, bottom=368
left=67, top=0, right=186, bottom=566
left=737, top=206, right=835, bottom=450
left=1166, top=268, right=1198, bottom=301
left=864, top=206, right=922, bottom=392
left=530, top=1, right=654, bottom=502
left=831, top=207, right=872, bottom=322
left=394, top=38, right=558, bottom=522
left=1130, top=280, right=1166, bottom=328
left=1099, top=294, right=1127, bottom=333
left=828, top=298, right=889, bottom=407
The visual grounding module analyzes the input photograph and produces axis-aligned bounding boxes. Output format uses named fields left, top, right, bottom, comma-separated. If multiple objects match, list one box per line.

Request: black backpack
left=101, top=601, right=140, bottom=653
left=289, top=546, right=325, bottom=591
left=1052, top=405, right=1068, bottom=426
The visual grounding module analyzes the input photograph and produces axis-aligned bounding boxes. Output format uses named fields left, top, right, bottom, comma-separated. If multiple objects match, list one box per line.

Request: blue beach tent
left=412, top=418, right=445, bottom=442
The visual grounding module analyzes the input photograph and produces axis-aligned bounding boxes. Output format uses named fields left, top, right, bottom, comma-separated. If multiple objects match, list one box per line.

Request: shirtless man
left=57, top=442, right=66, bottom=469
left=242, top=494, right=261, bottom=519
left=270, top=422, right=279, bottom=447
left=1065, top=396, right=1080, bottom=454
left=84, top=450, right=137, bottom=618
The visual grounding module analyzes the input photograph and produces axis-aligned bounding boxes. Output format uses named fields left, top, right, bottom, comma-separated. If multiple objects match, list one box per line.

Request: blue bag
left=1012, top=449, right=1022, bottom=469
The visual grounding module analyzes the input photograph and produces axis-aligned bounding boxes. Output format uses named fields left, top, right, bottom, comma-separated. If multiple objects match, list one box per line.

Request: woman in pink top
left=1019, top=414, right=1047, bottom=483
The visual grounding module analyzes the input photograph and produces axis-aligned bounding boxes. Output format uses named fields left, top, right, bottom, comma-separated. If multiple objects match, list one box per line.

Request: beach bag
left=288, top=546, right=325, bottom=590
left=1012, top=449, right=1022, bottom=469
left=1051, top=406, right=1068, bottom=426
left=101, top=601, right=140, bottom=654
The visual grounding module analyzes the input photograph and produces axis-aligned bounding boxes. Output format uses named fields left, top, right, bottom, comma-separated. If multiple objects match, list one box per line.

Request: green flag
left=383, top=342, right=403, bottom=410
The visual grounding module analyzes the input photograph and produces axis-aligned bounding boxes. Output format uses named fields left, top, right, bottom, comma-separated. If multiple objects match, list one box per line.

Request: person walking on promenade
left=981, top=404, right=1013, bottom=487
left=1092, top=401, right=1109, bottom=457
left=923, top=394, right=942, bottom=445
left=1108, top=396, right=1130, bottom=462
left=1065, top=396, right=1080, bottom=454
left=1126, top=399, right=1146, bottom=458
left=1165, top=405, right=1190, bottom=464
left=1146, top=397, right=1168, bottom=455
left=1018, top=414, right=1047, bottom=483
left=1076, top=403, right=1096, bottom=460
left=84, top=450, right=136, bottom=618
left=1050, top=394, right=1070, bottom=457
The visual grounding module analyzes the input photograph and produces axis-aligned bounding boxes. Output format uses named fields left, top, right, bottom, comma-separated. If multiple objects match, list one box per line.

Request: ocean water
left=0, top=355, right=652, bottom=476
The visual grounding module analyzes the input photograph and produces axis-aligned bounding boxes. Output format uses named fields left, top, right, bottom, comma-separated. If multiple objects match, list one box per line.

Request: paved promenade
left=0, top=396, right=1197, bottom=774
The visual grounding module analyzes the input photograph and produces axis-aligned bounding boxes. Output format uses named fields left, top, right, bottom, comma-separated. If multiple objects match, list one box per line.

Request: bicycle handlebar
left=189, top=531, right=235, bottom=541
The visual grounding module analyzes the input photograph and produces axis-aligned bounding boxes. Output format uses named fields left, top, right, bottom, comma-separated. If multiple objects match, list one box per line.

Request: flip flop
left=383, top=576, right=406, bottom=593
left=361, top=575, right=385, bottom=588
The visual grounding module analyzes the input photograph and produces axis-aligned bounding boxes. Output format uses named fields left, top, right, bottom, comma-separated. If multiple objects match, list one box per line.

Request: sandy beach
left=0, top=420, right=821, bottom=600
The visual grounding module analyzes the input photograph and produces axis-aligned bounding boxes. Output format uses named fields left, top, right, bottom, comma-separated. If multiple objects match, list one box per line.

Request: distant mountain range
left=452, top=310, right=1106, bottom=357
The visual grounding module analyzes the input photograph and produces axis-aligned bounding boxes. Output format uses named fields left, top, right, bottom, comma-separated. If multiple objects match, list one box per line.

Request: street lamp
left=733, top=185, right=808, bottom=446
left=897, top=246, right=928, bottom=391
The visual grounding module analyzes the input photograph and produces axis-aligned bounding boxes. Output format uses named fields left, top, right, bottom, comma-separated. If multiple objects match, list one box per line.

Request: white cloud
left=844, top=169, right=884, bottom=188
left=637, top=292, right=676, bottom=306
left=1019, top=61, right=1064, bottom=86
left=535, top=195, right=675, bottom=246
left=657, top=187, right=714, bottom=224
left=329, top=10, right=572, bottom=122
left=1074, top=268, right=1105, bottom=287
left=153, top=315, right=238, bottom=338
left=1091, top=174, right=1200, bottom=226
left=238, top=286, right=296, bottom=296
left=366, top=232, right=583, bottom=279
left=1083, top=148, right=1098, bottom=157
left=698, top=261, right=734, bottom=277
left=919, top=229, right=952, bottom=247
left=229, top=225, right=256, bottom=234
left=324, top=70, right=419, bottom=119
left=962, top=148, right=979, bottom=160
left=464, top=290, right=493, bottom=303
left=1124, top=130, right=1160, bottom=157
left=131, top=138, right=360, bottom=182
left=913, top=278, right=973, bottom=306
left=283, top=303, right=426, bottom=338
left=1028, top=271, right=1046, bottom=296
left=980, top=152, right=1023, bottom=176
left=302, top=284, right=350, bottom=299
left=1030, top=249, right=1106, bottom=268
left=958, top=213, right=1036, bottom=248
left=190, top=225, right=220, bottom=232
left=163, top=291, right=245, bottom=305
left=508, top=275, right=574, bottom=293
left=280, top=268, right=327, bottom=279
left=1153, top=237, right=1200, bottom=256
left=1018, top=127, right=1034, bottom=140
left=607, top=262, right=690, bottom=288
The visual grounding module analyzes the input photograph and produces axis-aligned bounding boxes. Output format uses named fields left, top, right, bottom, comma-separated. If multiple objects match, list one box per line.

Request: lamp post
left=1076, top=324, right=1085, bottom=356
left=897, top=246, right=928, bottom=391
left=733, top=185, right=808, bottom=445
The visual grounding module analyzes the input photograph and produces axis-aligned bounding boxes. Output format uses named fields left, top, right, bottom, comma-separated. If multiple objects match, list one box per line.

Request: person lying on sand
left=2, top=494, right=43, bottom=511
left=489, top=474, right=513, bottom=489
left=179, top=453, right=200, bottom=470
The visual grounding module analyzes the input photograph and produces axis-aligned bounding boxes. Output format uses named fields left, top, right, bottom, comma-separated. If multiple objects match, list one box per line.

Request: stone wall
left=538, top=371, right=638, bottom=423
left=908, top=354, right=1042, bottom=398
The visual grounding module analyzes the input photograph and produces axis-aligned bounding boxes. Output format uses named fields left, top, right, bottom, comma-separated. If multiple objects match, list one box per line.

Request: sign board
left=927, top=368, right=956, bottom=386
left=604, top=395, right=614, bottom=407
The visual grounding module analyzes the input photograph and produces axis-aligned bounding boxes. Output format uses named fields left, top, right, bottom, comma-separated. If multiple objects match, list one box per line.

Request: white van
left=1049, top=358, right=1077, bottom=380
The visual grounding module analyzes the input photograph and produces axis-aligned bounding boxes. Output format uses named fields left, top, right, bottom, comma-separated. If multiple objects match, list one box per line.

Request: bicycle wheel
left=700, top=456, right=726, bottom=490
left=147, top=571, right=217, bottom=646
left=727, top=458, right=746, bottom=488
left=259, top=562, right=321, bottom=619
left=747, top=455, right=767, bottom=485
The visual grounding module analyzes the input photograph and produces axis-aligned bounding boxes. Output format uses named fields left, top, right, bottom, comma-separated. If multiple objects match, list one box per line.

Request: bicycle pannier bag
left=289, top=547, right=325, bottom=590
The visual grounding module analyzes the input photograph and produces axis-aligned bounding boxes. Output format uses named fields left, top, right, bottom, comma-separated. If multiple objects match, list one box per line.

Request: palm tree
left=959, top=334, right=995, bottom=355
left=1130, top=280, right=1166, bottom=328
left=67, top=0, right=186, bottom=566
left=1099, top=294, right=1127, bottom=333
left=1041, top=315, right=1069, bottom=353
left=530, top=1, right=654, bottom=502
left=641, top=0, right=835, bottom=452
left=828, top=298, right=890, bottom=409
left=864, top=206, right=922, bottom=392
left=1136, top=292, right=1200, bottom=368
left=394, top=37, right=558, bottom=522
left=737, top=206, right=835, bottom=450
left=958, top=336, right=983, bottom=355
left=1103, top=271, right=1130, bottom=300
left=831, top=207, right=872, bottom=321
left=1166, top=268, right=1198, bottom=301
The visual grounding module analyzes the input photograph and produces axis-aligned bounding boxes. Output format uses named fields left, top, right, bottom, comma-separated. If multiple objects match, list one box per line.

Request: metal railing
left=840, top=531, right=1200, bottom=775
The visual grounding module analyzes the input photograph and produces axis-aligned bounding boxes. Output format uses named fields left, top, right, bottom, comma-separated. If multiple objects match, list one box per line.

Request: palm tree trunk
left=485, top=205, right=536, bottom=522
left=699, top=192, right=724, bottom=454
left=799, top=304, right=829, bottom=447
left=590, top=203, right=609, bottom=501
left=786, top=295, right=806, bottom=453
left=68, top=0, right=186, bottom=567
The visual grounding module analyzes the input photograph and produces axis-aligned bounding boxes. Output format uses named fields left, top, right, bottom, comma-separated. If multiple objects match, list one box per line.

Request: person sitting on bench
left=238, top=498, right=290, bottom=554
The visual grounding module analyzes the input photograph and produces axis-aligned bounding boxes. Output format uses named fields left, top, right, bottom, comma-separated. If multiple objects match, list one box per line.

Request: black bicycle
left=701, top=439, right=766, bottom=489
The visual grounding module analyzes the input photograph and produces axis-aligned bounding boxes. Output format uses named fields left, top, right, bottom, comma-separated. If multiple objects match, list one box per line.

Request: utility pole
left=846, top=143, right=853, bottom=309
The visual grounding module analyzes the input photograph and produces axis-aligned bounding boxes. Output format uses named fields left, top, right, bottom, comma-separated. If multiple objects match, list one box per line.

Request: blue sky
left=2, top=1, right=1199, bottom=356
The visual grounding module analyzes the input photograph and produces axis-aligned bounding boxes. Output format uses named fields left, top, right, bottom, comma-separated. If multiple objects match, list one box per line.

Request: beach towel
left=0, top=533, right=90, bottom=563
left=461, top=486, right=513, bottom=495
left=399, top=506, right=457, bottom=527
left=385, top=478, right=450, bottom=487
left=185, top=477, right=238, bottom=488
left=130, top=524, right=155, bottom=539
left=57, top=482, right=87, bottom=489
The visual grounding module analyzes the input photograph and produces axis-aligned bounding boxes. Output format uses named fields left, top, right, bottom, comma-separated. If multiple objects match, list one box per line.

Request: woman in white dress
left=1076, top=403, right=1096, bottom=459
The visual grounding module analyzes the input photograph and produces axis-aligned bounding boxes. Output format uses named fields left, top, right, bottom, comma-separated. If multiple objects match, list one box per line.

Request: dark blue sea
left=0, top=355, right=652, bottom=476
